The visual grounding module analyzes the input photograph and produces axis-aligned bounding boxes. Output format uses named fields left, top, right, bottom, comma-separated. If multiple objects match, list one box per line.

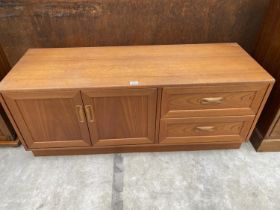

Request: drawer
left=161, top=84, right=268, bottom=118
left=159, top=116, right=254, bottom=144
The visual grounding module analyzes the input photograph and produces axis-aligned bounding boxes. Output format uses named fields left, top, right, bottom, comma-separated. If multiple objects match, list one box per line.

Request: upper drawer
left=161, top=84, right=269, bottom=118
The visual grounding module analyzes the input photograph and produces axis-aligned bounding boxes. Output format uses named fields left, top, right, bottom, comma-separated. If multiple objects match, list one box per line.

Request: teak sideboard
left=0, top=44, right=274, bottom=156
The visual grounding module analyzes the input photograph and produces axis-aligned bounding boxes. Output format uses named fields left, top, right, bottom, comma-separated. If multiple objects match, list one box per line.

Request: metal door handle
left=76, top=105, right=85, bottom=122
left=200, top=97, right=223, bottom=104
left=85, top=105, right=95, bottom=122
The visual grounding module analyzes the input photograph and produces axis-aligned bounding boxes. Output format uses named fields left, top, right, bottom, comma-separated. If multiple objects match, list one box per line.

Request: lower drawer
left=159, top=116, right=254, bottom=144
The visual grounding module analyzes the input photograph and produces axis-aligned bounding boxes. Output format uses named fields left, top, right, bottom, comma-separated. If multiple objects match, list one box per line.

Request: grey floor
left=0, top=142, right=280, bottom=210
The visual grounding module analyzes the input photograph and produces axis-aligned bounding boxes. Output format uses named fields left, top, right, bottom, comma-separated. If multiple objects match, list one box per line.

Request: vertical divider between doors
left=79, top=90, right=94, bottom=146
left=155, top=88, right=163, bottom=144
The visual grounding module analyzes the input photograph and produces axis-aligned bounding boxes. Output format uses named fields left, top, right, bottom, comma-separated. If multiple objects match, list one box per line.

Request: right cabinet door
left=82, top=88, right=157, bottom=146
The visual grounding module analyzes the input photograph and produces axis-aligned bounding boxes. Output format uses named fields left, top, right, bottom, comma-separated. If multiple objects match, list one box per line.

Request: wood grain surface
left=32, top=142, right=242, bottom=156
left=0, top=44, right=17, bottom=144
left=0, top=0, right=270, bottom=66
left=81, top=88, right=157, bottom=146
left=270, top=112, right=280, bottom=138
left=0, top=43, right=274, bottom=154
left=3, top=90, right=92, bottom=149
left=0, top=44, right=10, bottom=80
left=159, top=116, right=254, bottom=144
left=0, top=44, right=274, bottom=91
left=161, top=84, right=269, bottom=118
left=253, top=0, right=280, bottom=139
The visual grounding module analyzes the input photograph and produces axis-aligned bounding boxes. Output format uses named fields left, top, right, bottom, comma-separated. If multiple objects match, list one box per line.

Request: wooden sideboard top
left=0, top=43, right=274, bottom=91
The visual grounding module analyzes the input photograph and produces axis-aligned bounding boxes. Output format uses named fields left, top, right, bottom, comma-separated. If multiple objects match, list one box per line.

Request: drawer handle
left=76, top=105, right=85, bottom=123
left=85, top=105, right=95, bottom=123
left=195, top=126, right=215, bottom=132
left=200, top=97, right=223, bottom=104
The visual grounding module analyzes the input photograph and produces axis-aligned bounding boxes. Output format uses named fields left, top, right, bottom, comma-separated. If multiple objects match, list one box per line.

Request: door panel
left=82, top=88, right=157, bottom=146
left=3, top=90, right=91, bottom=149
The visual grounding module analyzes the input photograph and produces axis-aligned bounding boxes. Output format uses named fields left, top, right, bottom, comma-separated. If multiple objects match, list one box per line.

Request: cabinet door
left=82, top=88, right=157, bottom=146
left=3, top=90, right=91, bottom=149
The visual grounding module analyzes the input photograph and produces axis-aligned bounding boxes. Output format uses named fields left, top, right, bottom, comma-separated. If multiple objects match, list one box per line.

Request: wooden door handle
left=200, top=97, right=223, bottom=104
left=195, top=126, right=215, bottom=132
left=85, top=105, right=95, bottom=122
left=75, top=105, right=85, bottom=123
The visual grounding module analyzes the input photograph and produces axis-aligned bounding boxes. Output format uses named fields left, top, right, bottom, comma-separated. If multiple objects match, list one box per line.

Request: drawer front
left=159, top=116, right=254, bottom=144
left=161, top=84, right=268, bottom=118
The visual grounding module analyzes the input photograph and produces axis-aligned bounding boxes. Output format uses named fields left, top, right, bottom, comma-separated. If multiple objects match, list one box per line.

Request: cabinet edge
left=0, top=94, right=28, bottom=149
left=246, top=82, right=274, bottom=140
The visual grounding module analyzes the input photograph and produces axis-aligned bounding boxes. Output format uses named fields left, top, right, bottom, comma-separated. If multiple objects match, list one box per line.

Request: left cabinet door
left=3, top=90, right=92, bottom=149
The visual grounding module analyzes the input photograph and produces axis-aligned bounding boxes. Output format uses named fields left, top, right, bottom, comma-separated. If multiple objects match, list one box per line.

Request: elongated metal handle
left=200, top=97, right=223, bottom=104
left=195, top=126, right=215, bottom=132
left=76, top=105, right=85, bottom=122
left=85, top=105, right=95, bottom=122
